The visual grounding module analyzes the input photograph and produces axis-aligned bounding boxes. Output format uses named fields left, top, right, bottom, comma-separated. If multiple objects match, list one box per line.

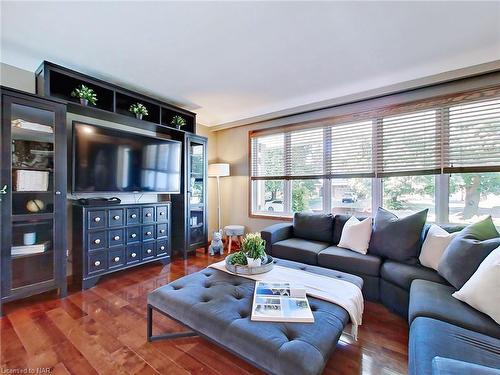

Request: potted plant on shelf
left=171, top=115, right=187, bottom=130
left=129, top=103, right=149, bottom=120
left=241, top=232, right=267, bottom=267
left=71, top=84, right=98, bottom=106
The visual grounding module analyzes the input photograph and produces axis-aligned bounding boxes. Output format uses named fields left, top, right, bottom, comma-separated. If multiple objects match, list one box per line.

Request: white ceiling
left=1, top=1, right=500, bottom=127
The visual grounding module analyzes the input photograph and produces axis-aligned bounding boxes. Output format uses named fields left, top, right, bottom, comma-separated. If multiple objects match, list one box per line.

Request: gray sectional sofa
left=261, top=212, right=500, bottom=374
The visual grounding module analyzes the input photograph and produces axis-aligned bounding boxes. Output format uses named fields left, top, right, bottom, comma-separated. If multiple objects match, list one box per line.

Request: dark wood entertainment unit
left=1, top=60, right=208, bottom=309
left=72, top=202, right=172, bottom=290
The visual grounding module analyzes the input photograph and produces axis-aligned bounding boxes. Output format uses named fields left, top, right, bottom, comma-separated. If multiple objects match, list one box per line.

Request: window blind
left=444, top=98, right=500, bottom=173
left=377, top=110, right=442, bottom=176
left=250, top=85, right=500, bottom=180
left=328, top=120, right=374, bottom=177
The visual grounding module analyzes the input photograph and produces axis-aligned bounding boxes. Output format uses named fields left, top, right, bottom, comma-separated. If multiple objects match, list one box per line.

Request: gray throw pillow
left=293, top=212, right=334, bottom=243
left=438, top=216, right=500, bottom=290
left=368, top=207, right=428, bottom=264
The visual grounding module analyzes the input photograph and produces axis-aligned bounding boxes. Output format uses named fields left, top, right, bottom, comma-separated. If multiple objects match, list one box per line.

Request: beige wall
left=0, top=63, right=35, bottom=93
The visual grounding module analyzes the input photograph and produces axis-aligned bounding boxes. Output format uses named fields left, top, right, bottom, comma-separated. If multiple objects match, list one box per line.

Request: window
left=250, top=85, right=500, bottom=221
left=251, top=180, right=285, bottom=215
left=332, top=178, right=372, bottom=216
left=382, top=176, right=436, bottom=221
left=292, top=179, right=323, bottom=213
left=449, top=172, right=500, bottom=227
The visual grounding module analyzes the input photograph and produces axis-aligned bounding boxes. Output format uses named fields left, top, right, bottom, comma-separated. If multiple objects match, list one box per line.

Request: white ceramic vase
left=246, top=256, right=262, bottom=268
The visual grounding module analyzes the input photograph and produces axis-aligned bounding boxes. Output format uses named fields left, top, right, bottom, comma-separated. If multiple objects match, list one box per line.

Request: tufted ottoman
left=147, top=258, right=363, bottom=375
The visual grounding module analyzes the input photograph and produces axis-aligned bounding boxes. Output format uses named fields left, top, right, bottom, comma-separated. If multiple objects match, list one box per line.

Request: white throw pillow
left=452, top=246, right=500, bottom=324
left=338, top=216, right=372, bottom=254
left=419, top=224, right=459, bottom=270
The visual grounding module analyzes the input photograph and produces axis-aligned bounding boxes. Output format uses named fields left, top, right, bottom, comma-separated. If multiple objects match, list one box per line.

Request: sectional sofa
left=261, top=212, right=500, bottom=374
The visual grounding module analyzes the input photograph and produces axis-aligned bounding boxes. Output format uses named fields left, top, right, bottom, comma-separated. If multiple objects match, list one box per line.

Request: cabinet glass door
left=189, top=141, right=205, bottom=245
left=9, top=103, right=56, bottom=289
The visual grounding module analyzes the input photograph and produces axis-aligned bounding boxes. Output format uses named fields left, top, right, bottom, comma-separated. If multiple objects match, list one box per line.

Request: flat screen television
left=73, top=122, right=182, bottom=193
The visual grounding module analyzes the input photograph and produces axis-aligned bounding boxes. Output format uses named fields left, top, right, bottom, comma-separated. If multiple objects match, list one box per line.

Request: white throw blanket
left=208, top=261, right=364, bottom=339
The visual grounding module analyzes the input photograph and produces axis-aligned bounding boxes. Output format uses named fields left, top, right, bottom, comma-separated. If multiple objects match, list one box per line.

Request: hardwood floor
left=1, top=252, right=408, bottom=374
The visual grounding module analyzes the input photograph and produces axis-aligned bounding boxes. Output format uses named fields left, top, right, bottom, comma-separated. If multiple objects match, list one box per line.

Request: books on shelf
left=13, top=170, right=49, bottom=191
left=12, top=241, right=50, bottom=257
left=251, top=281, right=314, bottom=323
left=12, top=119, right=53, bottom=133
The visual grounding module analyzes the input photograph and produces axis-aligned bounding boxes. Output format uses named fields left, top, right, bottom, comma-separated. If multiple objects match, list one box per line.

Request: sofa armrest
left=261, top=223, right=293, bottom=256
left=432, top=357, right=500, bottom=375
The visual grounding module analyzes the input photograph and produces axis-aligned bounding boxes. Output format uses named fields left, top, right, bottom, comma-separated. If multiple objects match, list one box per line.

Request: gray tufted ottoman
left=147, top=258, right=363, bottom=375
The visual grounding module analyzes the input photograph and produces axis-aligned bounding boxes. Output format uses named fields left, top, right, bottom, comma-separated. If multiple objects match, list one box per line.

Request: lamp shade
left=208, top=163, right=230, bottom=177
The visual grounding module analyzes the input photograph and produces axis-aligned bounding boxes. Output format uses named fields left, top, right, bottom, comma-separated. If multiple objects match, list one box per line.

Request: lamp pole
left=216, top=175, right=222, bottom=231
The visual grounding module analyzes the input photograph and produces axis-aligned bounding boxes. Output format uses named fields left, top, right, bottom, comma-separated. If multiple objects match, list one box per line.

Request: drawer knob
left=94, top=239, right=101, bottom=244
left=146, top=231, right=152, bottom=236
left=146, top=249, right=152, bottom=254
left=113, top=236, right=120, bottom=241
left=146, top=213, right=152, bottom=217
left=94, top=260, right=101, bottom=266
left=131, top=233, right=137, bottom=238
left=113, top=215, right=120, bottom=220
left=160, top=229, right=165, bottom=234
left=114, top=257, right=120, bottom=262
left=131, top=213, right=137, bottom=219
left=160, top=246, right=165, bottom=251
left=94, top=217, right=101, bottom=222
left=131, top=252, right=137, bottom=258
left=160, top=212, right=164, bottom=216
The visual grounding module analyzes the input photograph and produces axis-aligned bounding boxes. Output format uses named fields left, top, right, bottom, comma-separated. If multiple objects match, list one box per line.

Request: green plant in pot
left=229, top=251, right=248, bottom=266
left=241, top=232, right=266, bottom=267
left=129, top=103, right=149, bottom=120
left=71, top=84, right=97, bottom=106
left=171, top=115, right=187, bottom=129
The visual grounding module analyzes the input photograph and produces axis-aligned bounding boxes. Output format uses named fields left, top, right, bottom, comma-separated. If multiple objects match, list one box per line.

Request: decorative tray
left=225, top=254, right=274, bottom=275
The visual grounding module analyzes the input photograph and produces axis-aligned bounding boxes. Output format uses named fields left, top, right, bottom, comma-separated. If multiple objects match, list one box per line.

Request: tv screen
left=73, top=123, right=182, bottom=193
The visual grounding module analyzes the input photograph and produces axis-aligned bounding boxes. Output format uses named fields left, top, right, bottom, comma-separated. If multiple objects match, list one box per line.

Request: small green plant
left=129, top=103, right=149, bottom=117
left=229, top=251, right=248, bottom=266
left=171, top=115, right=187, bottom=128
left=241, top=232, right=266, bottom=259
left=71, top=84, right=97, bottom=105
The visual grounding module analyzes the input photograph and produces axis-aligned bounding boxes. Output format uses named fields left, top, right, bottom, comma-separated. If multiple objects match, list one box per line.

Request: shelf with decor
left=36, top=61, right=197, bottom=134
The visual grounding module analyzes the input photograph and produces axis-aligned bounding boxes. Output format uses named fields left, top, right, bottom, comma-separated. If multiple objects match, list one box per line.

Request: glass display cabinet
left=171, top=134, right=208, bottom=258
left=0, top=88, right=67, bottom=315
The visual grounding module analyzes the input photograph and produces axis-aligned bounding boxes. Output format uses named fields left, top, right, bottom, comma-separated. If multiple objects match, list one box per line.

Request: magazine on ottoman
left=251, top=281, right=314, bottom=323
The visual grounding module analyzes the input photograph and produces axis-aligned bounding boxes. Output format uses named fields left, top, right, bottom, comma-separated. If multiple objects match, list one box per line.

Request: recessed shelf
left=36, top=61, right=197, bottom=134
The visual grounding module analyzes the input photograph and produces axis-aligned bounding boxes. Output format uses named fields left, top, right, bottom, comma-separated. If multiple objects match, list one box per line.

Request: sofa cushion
left=438, top=216, right=500, bottom=289
left=332, top=214, right=369, bottom=245
left=432, top=357, right=500, bottom=375
left=409, top=279, right=500, bottom=339
left=293, top=212, right=334, bottom=243
left=409, top=317, right=500, bottom=375
left=318, top=246, right=381, bottom=277
left=381, top=260, right=447, bottom=291
left=419, top=224, right=460, bottom=271
left=368, top=207, right=428, bottom=264
left=272, top=238, right=329, bottom=265
left=453, top=245, right=500, bottom=325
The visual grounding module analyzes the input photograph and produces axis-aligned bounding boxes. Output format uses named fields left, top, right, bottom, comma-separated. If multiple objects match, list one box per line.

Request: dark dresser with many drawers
left=72, top=202, right=171, bottom=289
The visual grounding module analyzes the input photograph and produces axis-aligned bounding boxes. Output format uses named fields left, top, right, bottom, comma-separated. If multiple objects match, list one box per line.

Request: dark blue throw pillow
left=438, top=216, right=500, bottom=290
left=368, top=207, right=428, bottom=264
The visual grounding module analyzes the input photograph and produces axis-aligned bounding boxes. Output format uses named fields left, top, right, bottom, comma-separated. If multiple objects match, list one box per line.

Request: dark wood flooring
left=1, top=251, right=408, bottom=374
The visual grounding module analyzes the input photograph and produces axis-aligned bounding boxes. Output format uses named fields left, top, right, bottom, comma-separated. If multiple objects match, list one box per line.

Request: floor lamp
left=208, top=163, right=230, bottom=232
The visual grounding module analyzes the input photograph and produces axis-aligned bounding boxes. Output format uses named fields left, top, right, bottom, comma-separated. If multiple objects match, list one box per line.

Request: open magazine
left=251, top=281, right=314, bottom=323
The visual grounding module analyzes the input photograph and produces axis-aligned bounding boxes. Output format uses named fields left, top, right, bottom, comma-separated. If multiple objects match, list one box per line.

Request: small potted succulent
left=228, top=251, right=248, bottom=266
left=71, top=84, right=97, bottom=106
left=241, top=232, right=266, bottom=267
left=129, top=103, right=149, bottom=120
left=171, top=115, right=187, bottom=130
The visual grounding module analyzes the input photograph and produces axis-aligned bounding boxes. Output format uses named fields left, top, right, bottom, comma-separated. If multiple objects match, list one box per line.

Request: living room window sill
left=249, top=213, right=293, bottom=221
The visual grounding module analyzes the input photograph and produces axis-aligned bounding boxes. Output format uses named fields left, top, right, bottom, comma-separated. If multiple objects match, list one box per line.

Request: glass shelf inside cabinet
left=11, top=218, right=55, bottom=289
left=189, top=143, right=204, bottom=206
left=11, top=104, right=55, bottom=218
